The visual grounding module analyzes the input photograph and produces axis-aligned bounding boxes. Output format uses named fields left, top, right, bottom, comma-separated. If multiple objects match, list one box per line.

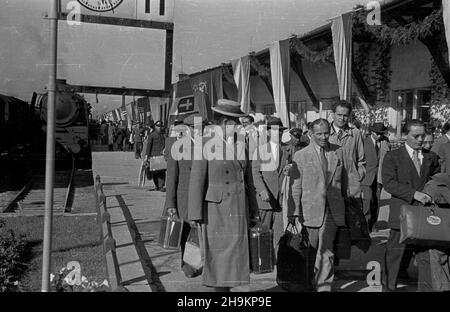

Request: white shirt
left=270, top=141, right=279, bottom=166
left=371, top=135, right=380, bottom=150
left=446, top=133, right=450, bottom=142
left=405, top=143, right=423, bottom=165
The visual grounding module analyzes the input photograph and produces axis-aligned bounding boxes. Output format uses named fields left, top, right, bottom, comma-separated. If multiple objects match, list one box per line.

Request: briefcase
left=334, top=227, right=352, bottom=259
left=149, top=156, right=167, bottom=172
left=158, top=215, right=184, bottom=250
left=399, top=204, right=450, bottom=246
left=249, top=225, right=274, bottom=274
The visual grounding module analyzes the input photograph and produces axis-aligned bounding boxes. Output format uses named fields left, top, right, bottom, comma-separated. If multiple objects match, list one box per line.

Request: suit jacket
left=431, top=134, right=450, bottom=155
left=437, top=142, right=450, bottom=174
left=251, top=142, right=284, bottom=211
left=164, top=139, right=194, bottom=221
left=329, top=123, right=366, bottom=197
left=146, top=130, right=166, bottom=157
left=290, top=142, right=346, bottom=228
left=382, top=146, right=440, bottom=229
left=361, top=136, right=379, bottom=187
left=377, top=138, right=391, bottom=184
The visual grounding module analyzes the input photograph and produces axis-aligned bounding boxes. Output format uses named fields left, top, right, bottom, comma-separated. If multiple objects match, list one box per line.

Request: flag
left=331, top=12, right=353, bottom=102
left=444, top=0, right=450, bottom=68
left=190, top=68, right=223, bottom=120
left=231, top=55, right=251, bottom=114
left=269, top=39, right=291, bottom=127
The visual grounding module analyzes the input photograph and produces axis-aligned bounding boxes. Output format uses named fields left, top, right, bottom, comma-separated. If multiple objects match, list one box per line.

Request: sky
left=0, top=0, right=372, bottom=115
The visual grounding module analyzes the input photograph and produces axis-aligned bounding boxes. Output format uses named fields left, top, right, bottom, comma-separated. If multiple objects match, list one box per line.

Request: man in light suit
left=289, top=118, right=346, bottom=292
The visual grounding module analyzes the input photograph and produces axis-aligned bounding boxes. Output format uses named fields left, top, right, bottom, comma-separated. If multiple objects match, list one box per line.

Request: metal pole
left=41, top=0, right=59, bottom=292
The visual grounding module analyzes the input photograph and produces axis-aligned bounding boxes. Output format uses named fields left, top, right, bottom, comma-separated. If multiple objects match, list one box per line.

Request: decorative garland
left=290, top=38, right=334, bottom=64
left=428, top=57, right=450, bottom=133
left=249, top=55, right=271, bottom=79
left=352, top=7, right=443, bottom=46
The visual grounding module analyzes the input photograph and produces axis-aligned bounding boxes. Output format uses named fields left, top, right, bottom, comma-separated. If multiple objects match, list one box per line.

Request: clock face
left=77, top=0, right=124, bottom=12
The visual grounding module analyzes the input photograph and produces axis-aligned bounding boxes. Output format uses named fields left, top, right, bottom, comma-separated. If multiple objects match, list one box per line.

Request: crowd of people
left=102, top=99, right=450, bottom=292
left=156, top=99, right=450, bottom=292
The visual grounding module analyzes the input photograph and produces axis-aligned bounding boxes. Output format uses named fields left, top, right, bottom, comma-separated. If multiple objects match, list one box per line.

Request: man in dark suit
left=164, top=115, right=205, bottom=278
left=361, top=123, right=389, bottom=232
left=145, top=120, right=166, bottom=191
left=381, top=119, right=440, bottom=292
left=251, top=117, right=287, bottom=230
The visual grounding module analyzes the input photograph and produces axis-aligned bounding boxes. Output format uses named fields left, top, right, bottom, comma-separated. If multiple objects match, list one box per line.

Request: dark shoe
left=160, top=187, right=166, bottom=192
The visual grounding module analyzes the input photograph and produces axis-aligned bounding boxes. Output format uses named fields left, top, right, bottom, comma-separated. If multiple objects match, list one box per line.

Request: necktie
left=375, top=141, right=379, bottom=158
left=337, top=129, right=344, bottom=142
left=320, top=148, right=328, bottom=177
left=412, top=150, right=421, bottom=176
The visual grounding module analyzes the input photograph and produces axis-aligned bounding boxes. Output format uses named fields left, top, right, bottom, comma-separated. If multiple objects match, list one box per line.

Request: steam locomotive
left=31, top=80, right=92, bottom=168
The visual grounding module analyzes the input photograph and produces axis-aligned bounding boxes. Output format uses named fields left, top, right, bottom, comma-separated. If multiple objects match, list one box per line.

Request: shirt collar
left=405, top=142, right=423, bottom=159
left=446, top=133, right=450, bottom=141
left=331, top=122, right=353, bottom=136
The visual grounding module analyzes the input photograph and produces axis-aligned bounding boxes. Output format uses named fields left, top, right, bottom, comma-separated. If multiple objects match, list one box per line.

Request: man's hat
left=173, top=119, right=184, bottom=126
left=289, top=128, right=303, bottom=139
left=184, top=113, right=207, bottom=126
left=369, top=122, right=387, bottom=134
left=266, top=116, right=287, bottom=130
left=154, top=120, right=163, bottom=127
left=212, top=99, right=247, bottom=118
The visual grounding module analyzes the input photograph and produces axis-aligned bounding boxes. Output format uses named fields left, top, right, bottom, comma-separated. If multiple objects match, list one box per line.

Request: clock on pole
left=77, top=0, right=124, bottom=12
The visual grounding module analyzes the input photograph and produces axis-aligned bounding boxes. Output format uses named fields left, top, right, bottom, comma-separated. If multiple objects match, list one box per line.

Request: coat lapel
left=420, top=151, right=433, bottom=183
left=400, top=146, right=420, bottom=181
left=326, top=150, right=338, bottom=187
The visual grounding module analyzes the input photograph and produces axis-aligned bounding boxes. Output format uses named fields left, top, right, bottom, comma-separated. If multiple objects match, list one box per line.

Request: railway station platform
left=91, top=151, right=416, bottom=292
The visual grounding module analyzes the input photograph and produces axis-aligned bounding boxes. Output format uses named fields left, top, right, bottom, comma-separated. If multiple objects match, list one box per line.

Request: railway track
left=1, top=157, right=76, bottom=215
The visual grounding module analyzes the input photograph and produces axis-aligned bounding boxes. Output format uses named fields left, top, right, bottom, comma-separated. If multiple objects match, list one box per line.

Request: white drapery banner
left=443, top=0, right=450, bottom=67
left=231, top=55, right=251, bottom=114
left=331, top=12, right=353, bottom=102
left=269, top=39, right=290, bottom=127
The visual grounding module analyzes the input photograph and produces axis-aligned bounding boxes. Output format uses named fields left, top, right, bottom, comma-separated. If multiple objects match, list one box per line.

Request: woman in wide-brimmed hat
left=188, top=99, right=259, bottom=291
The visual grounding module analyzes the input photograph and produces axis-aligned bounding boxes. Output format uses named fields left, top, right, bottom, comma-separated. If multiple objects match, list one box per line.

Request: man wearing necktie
left=381, top=119, right=440, bottom=292
left=361, top=123, right=390, bottom=232
left=289, top=118, right=345, bottom=292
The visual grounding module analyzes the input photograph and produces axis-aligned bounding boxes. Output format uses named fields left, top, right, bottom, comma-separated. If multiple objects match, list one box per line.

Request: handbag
left=334, top=227, right=352, bottom=260
left=345, top=198, right=371, bottom=253
left=148, top=155, right=167, bottom=172
left=183, top=226, right=204, bottom=272
left=276, top=223, right=312, bottom=292
left=399, top=204, right=450, bottom=246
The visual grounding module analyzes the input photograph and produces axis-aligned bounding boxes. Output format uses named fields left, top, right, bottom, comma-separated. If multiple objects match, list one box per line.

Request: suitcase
left=399, top=204, right=450, bottom=246
left=149, top=156, right=167, bottom=172
left=158, top=215, right=184, bottom=250
left=249, top=225, right=274, bottom=274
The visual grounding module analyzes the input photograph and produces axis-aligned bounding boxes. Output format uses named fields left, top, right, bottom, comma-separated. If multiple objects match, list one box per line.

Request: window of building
left=394, top=88, right=431, bottom=123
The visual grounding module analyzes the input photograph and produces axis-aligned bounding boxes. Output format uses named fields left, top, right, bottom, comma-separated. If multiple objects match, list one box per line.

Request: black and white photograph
left=1, top=0, right=450, bottom=298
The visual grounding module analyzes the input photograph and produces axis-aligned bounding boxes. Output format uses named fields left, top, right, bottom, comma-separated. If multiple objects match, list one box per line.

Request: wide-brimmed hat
left=266, top=116, right=287, bottom=130
left=369, top=122, right=387, bottom=134
left=212, top=99, right=247, bottom=118
left=184, top=113, right=207, bottom=126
